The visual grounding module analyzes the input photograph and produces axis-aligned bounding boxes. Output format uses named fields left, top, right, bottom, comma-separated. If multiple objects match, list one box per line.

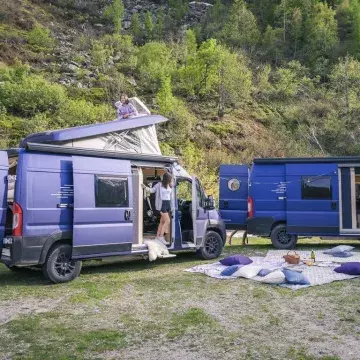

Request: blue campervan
left=220, top=157, right=360, bottom=249
left=0, top=106, right=225, bottom=283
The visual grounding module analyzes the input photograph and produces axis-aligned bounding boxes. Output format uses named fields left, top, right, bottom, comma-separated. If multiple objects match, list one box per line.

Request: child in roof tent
left=115, top=93, right=138, bottom=120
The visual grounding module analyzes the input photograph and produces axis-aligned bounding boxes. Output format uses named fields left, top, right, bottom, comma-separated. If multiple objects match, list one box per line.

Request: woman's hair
left=162, top=172, right=172, bottom=188
left=121, top=93, right=129, bottom=104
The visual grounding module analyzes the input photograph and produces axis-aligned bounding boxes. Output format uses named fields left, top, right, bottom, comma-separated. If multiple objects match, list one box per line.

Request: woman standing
left=143, top=173, right=173, bottom=243
left=115, top=94, right=138, bottom=119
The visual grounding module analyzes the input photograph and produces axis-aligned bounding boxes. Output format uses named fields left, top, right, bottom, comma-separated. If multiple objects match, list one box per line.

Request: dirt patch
left=0, top=297, right=65, bottom=325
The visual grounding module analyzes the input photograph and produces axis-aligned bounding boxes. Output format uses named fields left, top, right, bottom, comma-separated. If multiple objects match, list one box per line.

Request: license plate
left=1, top=248, right=10, bottom=257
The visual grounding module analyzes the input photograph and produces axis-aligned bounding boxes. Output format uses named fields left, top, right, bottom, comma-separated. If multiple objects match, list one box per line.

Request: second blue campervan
left=220, top=157, right=360, bottom=249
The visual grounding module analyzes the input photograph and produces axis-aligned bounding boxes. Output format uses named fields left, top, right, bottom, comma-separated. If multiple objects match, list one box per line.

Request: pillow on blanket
left=260, top=270, right=286, bottom=284
left=144, top=239, right=169, bottom=262
left=323, top=245, right=355, bottom=254
left=232, top=265, right=262, bottom=279
left=219, top=255, right=253, bottom=266
left=334, top=262, right=360, bottom=275
left=258, top=269, right=273, bottom=277
left=220, top=265, right=243, bottom=277
left=282, top=269, right=310, bottom=285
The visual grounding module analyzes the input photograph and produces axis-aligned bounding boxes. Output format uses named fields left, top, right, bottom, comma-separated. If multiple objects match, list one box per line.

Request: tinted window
left=301, top=176, right=332, bottom=200
left=95, top=176, right=128, bottom=207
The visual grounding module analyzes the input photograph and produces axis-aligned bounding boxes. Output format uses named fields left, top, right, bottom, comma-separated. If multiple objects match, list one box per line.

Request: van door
left=219, top=165, right=248, bottom=229
left=192, top=176, right=207, bottom=248
left=0, top=151, right=8, bottom=246
left=72, top=156, right=133, bottom=258
left=286, top=163, right=339, bottom=235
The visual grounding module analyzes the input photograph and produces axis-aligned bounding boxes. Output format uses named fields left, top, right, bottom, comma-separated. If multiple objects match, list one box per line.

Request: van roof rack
left=26, top=142, right=178, bottom=164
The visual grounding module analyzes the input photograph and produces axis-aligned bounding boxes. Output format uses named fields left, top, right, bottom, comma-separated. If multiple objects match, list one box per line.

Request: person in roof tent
left=115, top=93, right=138, bottom=120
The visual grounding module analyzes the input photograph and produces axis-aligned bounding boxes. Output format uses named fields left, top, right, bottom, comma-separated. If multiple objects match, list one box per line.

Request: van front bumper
left=1, top=236, right=45, bottom=267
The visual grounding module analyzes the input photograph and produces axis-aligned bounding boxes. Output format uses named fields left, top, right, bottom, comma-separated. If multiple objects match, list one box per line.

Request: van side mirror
left=204, top=195, right=216, bottom=210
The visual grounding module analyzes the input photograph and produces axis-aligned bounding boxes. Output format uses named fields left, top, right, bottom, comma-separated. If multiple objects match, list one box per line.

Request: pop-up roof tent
left=20, top=98, right=166, bottom=155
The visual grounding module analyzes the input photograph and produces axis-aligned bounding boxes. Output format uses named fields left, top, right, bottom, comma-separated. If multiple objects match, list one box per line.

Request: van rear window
left=95, top=176, right=128, bottom=207
left=301, top=176, right=332, bottom=200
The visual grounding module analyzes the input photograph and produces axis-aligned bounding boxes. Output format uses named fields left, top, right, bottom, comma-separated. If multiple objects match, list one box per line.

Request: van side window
left=95, top=176, right=128, bottom=207
left=301, top=176, right=332, bottom=200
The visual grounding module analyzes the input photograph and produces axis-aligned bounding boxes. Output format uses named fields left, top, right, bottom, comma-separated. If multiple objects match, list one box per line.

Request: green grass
left=0, top=237, right=359, bottom=359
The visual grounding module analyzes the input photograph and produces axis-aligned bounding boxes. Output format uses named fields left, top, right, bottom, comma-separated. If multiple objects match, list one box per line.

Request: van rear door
left=219, top=165, right=248, bottom=229
left=0, top=152, right=8, bottom=246
left=72, top=156, right=133, bottom=258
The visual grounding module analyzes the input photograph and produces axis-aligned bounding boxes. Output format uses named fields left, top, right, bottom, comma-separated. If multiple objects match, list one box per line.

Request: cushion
left=219, top=255, right=253, bottom=266
left=282, top=269, right=310, bottom=285
left=260, top=270, right=286, bottom=284
left=331, top=251, right=353, bottom=258
left=258, top=269, right=273, bottom=277
left=220, top=265, right=243, bottom=277
left=334, top=262, right=360, bottom=275
left=323, top=245, right=355, bottom=254
left=232, top=265, right=262, bottom=279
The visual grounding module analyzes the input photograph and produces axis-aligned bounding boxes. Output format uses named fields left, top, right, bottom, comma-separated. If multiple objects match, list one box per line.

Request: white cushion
left=260, top=270, right=286, bottom=284
left=232, top=265, right=262, bottom=279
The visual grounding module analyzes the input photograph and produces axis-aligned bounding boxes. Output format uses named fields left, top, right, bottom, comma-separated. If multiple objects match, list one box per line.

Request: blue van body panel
left=219, top=165, right=248, bottom=229
left=285, top=163, right=339, bottom=235
left=0, top=151, right=8, bottom=247
left=72, top=156, right=133, bottom=258
left=21, top=152, right=73, bottom=238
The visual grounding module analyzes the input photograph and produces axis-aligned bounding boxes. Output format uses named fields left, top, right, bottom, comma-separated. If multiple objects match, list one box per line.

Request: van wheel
left=271, top=224, right=298, bottom=249
left=43, top=244, right=82, bottom=284
left=198, top=231, right=223, bottom=260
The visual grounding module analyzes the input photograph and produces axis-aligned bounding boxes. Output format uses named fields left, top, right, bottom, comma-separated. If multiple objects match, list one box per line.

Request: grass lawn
left=0, top=237, right=359, bottom=360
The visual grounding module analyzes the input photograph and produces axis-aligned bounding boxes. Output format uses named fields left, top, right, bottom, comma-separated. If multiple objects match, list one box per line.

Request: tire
left=270, top=224, right=298, bottom=249
left=198, top=231, right=224, bottom=260
left=43, top=243, right=82, bottom=284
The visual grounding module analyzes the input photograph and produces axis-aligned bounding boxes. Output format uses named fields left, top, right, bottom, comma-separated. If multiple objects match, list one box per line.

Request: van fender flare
left=39, top=231, right=72, bottom=265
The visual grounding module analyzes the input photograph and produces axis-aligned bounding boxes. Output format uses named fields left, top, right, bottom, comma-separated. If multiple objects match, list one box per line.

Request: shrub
left=54, top=99, right=115, bottom=127
left=0, top=74, right=67, bottom=117
left=27, top=26, right=56, bottom=51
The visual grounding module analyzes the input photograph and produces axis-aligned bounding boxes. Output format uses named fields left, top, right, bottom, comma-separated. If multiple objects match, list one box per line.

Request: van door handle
left=331, top=202, right=337, bottom=210
left=124, top=210, right=131, bottom=221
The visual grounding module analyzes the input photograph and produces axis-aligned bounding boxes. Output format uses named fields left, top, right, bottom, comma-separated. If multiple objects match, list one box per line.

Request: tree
left=262, top=25, right=285, bottom=64
left=137, top=42, right=176, bottom=91
left=103, top=0, right=125, bottom=34
left=144, top=11, right=154, bottom=41
left=306, top=2, right=338, bottom=71
left=130, top=13, right=142, bottom=43
left=156, top=76, right=175, bottom=114
left=218, top=48, right=252, bottom=117
left=222, top=0, right=260, bottom=52
left=154, top=7, right=166, bottom=40
left=184, top=29, right=197, bottom=58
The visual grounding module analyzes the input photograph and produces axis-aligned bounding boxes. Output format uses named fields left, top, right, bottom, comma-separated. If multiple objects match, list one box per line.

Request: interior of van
left=131, top=166, right=195, bottom=249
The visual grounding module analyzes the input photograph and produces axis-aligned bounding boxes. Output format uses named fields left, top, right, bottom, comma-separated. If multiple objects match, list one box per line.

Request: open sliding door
left=72, top=156, right=133, bottom=258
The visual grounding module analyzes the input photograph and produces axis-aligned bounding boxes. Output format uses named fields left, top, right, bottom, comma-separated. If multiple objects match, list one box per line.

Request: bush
left=27, top=26, right=56, bottom=51
left=54, top=99, right=115, bottom=127
left=0, top=74, right=67, bottom=117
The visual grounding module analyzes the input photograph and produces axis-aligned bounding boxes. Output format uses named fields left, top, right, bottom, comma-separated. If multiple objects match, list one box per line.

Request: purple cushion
left=334, top=262, right=360, bottom=275
left=220, top=255, right=253, bottom=266
left=258, top=269, right=272, bottom=277
left=220, top=265, right=244, bottom=276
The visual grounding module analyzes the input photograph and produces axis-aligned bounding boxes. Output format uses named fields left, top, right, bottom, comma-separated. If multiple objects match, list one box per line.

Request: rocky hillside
left=1, top=0, right=360, bottom=195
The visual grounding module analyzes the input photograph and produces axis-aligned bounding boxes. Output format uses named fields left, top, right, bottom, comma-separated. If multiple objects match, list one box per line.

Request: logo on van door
left=51, top=185, right=74, bottom=199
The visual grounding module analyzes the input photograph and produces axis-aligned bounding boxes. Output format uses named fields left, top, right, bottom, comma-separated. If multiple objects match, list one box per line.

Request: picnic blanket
left=184, top=250, right=360, bottom=290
